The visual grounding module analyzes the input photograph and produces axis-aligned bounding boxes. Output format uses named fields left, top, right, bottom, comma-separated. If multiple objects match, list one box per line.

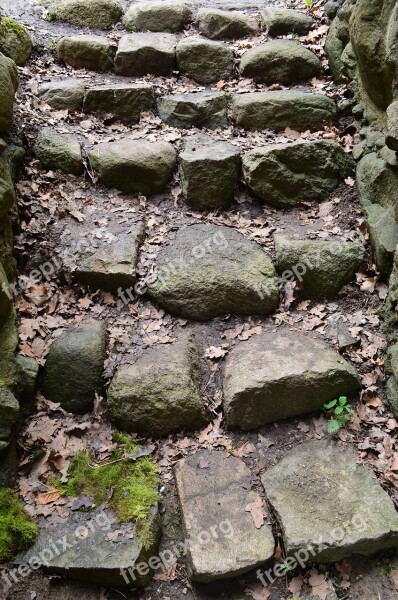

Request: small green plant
left=54, top=433, right=160, bottom=548
left=323, top=396, right=352, bottom=434
left=305, top=0, right=314, bottom=8
left=0, top=489, right=38, bottom=561
left=48, top=39, right=55, bottom=48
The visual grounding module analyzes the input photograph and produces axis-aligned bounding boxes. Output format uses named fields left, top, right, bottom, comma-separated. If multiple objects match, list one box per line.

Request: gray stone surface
left=148, top=224, right=279, bottom=320
left=34, top=128, right=83, bottom=176
left=115, top=33, right=177, bottom=76
left=175, top=450, right=275, bottom=582
left=38, top=79, right=87, bottom=111
left=240, top=40, right=321, bottom=84
left=0, top=52, right=18, bottom=133
left=0, top=17, right=32, bottom=65
left=387, top=342, right=398, bottom=418
left=57, top=36, right=116, bottom=72
left=324, top=17, right=345, bottom=83
left=274, top=234, right=365, bottom=298
left=108, top=329, right=207, bottom=436
left=224, top=330, right=360, bottom=430
left=197, top=8, right=259, bottom=39
left=232, top=91, right=337, bottom=131
left=88, top=138, right=176, bottom=194
left=43, top=319, right=107, bottom=413
left=243, top=140, right=352, bottom=207
left=0, top=177, right=14, bottom=219
left=0, top=261, right=11, bottom=320
left=19, top=507, right=161, bottom=588
left=74, top=220, right=145, bottom=292
left=386, top=100, right=398, bottom=151
left=15, top=355, right=39, bottom=401
left=356, top=152, right=398, bottom=220
left=83, top=83, right=154, bottom=120
left=179, top=133, right=241, bottom=210
left=50, top=0, right=122, bottom=30
left=176, top=37, right=234, bottom=83
left=262, top=442, right=398, bottom=562
left=123, top=1, right=191, bottom=32
left=157, top=91, right=228, bottom=129
left=364, top=204, right=398, bottom=276
left=0, top=387, right=19, bottom=443
left=262, top=8, right=313, bottom=36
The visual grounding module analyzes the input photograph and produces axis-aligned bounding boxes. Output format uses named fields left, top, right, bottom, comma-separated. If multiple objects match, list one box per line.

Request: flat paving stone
left=175, top=450, right=275, bottom=582
left=115, top=33, right=177, bottom=77
left=148, top=223, right=279, bottom=320
left=223, top=329, right=360, bottom=430
left=261, top=442, right=398, bottom=562
left=232, top=90, right=337, bottom=131
left=83, top=83, right=154, bottom=120
left=157, top=91, right=228, bottom=129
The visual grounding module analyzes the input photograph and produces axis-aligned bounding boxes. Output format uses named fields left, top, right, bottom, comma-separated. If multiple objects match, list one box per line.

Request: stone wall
left=326, top=0, right=398, bottom=413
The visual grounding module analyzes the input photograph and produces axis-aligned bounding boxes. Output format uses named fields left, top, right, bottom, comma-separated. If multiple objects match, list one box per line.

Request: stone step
left=87, top=138, right=177, bottom=195
left=240, top=40, right=322, bottom=85
left=34, top=128, right=83, bottom=176
left=57, top=35, right=116, bottom=72
left=176, top=36, right=234, bottom=84
left=48, top=0, right=123, bottom=30
left=196, top=8, right=259, bottom=39
left=108, top=329, right=208, bottom=436
left=262, top=7, right=314, bottom=36
left=148, top=223, right=279, bottom=320
left=274, top=234, right=365, bottom=298
left=223, top=329, right=360, bottom=430
left=123, top=0, right=192, bottom=33
left=231, top=90, right=337, bottom=131
left=174, top=450, right=275, bottom=582
left=38, top=79, right=88, bottom=111
left=179, top=133, right=241, bottom=210
left=261, top=442, right=398, bottom=562
left=83, top=83, right=154, bottom=120
left=19, top=506, right=161, bottom=588
left=157, top=91, right=228, bottom=129
left=115, top=33, right=177, bottom=77
left=242, top=139, right=352, bottom=207
left=43, top=319, right=107, bottom=414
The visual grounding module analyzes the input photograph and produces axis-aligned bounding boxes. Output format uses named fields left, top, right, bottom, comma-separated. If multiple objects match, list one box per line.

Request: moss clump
left=0, top=489, right=38, bottom=561
left=57, top=434, right=160, bottom=545
left=0, top=18, right=26, bottom=41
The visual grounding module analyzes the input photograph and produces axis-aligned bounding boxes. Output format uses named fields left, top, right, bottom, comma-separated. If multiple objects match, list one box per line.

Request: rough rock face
left=223, top=330, right=360, bottom=430
left=197, top=9, right=258, bottom=39
left=364, top=204, right=398, bottom=276
left=34, top=128, right=83, bottom=176
left=386, top=101, right=398, bottom=151
left=0, top=178, right=15, bottom=220
left=176, top=37, right=234, bottom=84
left=262, top=443, right=398, bottom=562
left=179, top=133, right=241, bottom=210
left=43, top=320, right=107, bottom=413
left=38, top=79, right=87, bottom=111
left=83, top=84, right=154, bottom=120
left=175, top=451, right=275, bottom=582
left=243, top=140, right=352, bottom=207
left=157, top=91, right=228, bottom=129
left=0, top=52, right=18, bottom=133
left=20, top=507, right=161, bottom=588
left=74, top=220, right=145, bottom=292
left=386, top=343, right=398, bottom=417
left=232, top=91, right=337, bottom=131
left=88, top=139, right=176, bottom=194
left=57, top=36, right=116, bottom=72
left=324, top=16, right=346, bottom=83
left=356, top=153, right=398, bottom=219
left=123, top=1, right=191, bottom=33
left=349, top=0, right=396, bottom=111
left=50, top=0, right=122, bottom=30
left=240, top=40, right=321, bottom=84
left=262, top=8, right=313, bottom=36
left=115, top=33, right=177, bottom=76
left=148, top=224, right=279, bottom=320
left=0, top=262, right=11, bottom=320
left=0, top=388, right=19, bottom=448
left=274, top=235, right=365, bottom=298
left=0, top=17, right=32, bottom=65
left=108, top=330, right=207, bottom=436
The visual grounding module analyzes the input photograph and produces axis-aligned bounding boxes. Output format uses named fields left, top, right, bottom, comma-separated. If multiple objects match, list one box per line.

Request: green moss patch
left=0, top=489, right=38, bottom=561
left=56, top=434, right=160, bottom=544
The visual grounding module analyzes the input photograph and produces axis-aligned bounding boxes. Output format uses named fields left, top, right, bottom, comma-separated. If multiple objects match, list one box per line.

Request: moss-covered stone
left=240, top=40, right=321, bottom=85
left=38, top=79, right=87, bottom=111
left=176, top=37, right=234, bottom=84
left=262, top=8, right=313, bottom=36
left=148, top=224, right=279, bottom=320
left=43, top=319, right=107, bottom=413
left=243, top=140, right=352, bottom=207
left=364, top=204, right=398, bottom=276
left=108, top=330, right=207, bottom=436
left=157, top=91, right=228, bottom=130
left=0, top=489, right=37, bottom=560
left=34, top=127, right=83, bottom=175
left=0, top=52, right=18, bottom=133
left=0, top=259, right=12, bottom=322
left=115, top=33, right=177, bottom=77
left=123, top=1, right=191, bottom=33
left=356, top=152, right=398, bottom=219
left=83, top=83, right=154, bottom=120
left=50, top=0, right=122, bottom=30
left=57, top=35, right=116, bottom=72
left=0, top=308, right=18, bottom=390
left=325, top=17, right=346, bottom=82
left=197, top=8, right=258, bottom=39
left=0, top=17, right=32, bottom=65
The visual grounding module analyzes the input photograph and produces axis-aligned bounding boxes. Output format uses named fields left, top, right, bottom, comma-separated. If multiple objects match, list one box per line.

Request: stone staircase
left=3, top=0, right=398, bottom=597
